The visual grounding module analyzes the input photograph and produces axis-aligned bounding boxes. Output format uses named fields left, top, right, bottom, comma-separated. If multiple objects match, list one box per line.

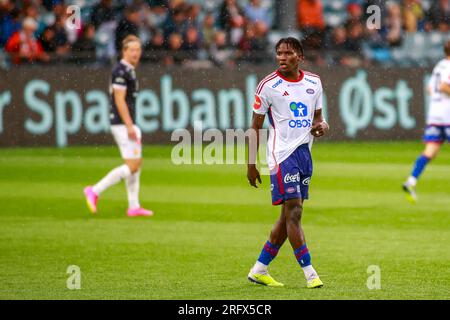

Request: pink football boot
left=83, top=186, right=98, bottom=214
left=127, top=207, right=154, bottom=217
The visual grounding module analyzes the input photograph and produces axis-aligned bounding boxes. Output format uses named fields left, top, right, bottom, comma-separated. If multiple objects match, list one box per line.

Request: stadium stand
left=0, top=0, right=448, bottom=68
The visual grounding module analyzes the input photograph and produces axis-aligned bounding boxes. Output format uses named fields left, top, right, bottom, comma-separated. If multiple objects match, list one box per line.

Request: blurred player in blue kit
left=403, top=40, right=450, bottom=203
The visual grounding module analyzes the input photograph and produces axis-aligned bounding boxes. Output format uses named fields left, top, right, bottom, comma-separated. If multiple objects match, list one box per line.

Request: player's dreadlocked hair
left=275, top=37, right=304, bottom=57
left=445, top=40, right=450, bottom=57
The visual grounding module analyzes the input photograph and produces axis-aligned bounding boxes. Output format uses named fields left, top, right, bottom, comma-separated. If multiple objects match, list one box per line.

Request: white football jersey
left=427, top=58, right=450, bottom=125
left=253, top=70, right=323, bottom=171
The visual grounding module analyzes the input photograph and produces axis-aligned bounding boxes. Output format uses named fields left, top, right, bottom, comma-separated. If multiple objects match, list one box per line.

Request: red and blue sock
left=257, top=241, right=280, bottom=266
left=294, top=244, right=311, bottom=267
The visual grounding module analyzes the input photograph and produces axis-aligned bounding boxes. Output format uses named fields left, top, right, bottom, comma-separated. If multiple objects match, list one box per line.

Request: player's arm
left=439, top=82, right=450, bottom=95
left=113, top=88, right=137, bottom=141
left=247, top=112, right=265, bottom=188
left=311, top=109, right=329, bottom=138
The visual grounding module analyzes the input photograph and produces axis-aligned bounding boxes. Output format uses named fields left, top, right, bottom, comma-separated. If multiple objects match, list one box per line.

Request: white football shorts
left=110, top=124, right=142, bottom=159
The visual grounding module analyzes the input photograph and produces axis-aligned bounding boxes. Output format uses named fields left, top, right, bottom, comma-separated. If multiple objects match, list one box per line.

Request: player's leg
left=124, top=158, right=152, bottom=217
left=285, top=145, right=322, bottom=288
left=121, top=126, right=153, bottom=217
left=284, top=198, right=322, bottom=288
left=247, top=173, right=287, bottom=287
left=84, top=125, right=133, bottom=213
left=403, top=125, right=444, bottom=202
left=84, top=125, right=151, bottom=216
left=84, top=164, right=132, bottom=214
left=249, top=207, right=287, bottom=281
left=124, top=158, right=141, bottom=207
left=269, top=205, right=288, bottom=246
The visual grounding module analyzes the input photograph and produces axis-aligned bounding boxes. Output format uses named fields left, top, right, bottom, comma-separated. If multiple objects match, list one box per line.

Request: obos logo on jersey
left=289, top=101, right=312, bottom=128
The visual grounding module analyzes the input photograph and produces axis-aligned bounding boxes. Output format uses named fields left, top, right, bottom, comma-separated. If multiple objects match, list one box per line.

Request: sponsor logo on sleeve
left=272, top=79, right=283, bottom=88
left=253, top=95, right=262, bottom=110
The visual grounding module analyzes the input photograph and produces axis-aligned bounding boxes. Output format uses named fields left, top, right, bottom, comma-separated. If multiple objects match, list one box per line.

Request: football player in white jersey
left=403, top=40, right=450, bottom=203
left=247, top=38, right=329, bottom=289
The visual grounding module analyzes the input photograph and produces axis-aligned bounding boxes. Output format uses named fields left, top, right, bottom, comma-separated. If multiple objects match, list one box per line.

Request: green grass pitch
left=0, top=142, right=449, bottom=300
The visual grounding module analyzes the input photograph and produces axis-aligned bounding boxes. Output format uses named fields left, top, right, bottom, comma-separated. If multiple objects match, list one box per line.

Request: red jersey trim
left=276, top=69, right=304, bottom=83
left=303, top=71, right=320, bottom=79
left=256, top=73, right=278, bottom=95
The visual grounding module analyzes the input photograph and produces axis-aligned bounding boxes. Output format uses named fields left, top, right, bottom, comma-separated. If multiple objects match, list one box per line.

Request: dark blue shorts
left=423, top=125, right=450, bottom=143
left=270, top=144, right=313, bottom=206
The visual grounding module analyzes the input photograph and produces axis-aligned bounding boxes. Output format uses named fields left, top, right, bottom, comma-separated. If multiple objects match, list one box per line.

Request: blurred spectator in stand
left=22, top=3, right=46, bottom=36
left=218, top=0, right=245, bottom=45
left=201, top=13, right=217, bottom=49
left=5, top=17, right=49, bottom=64
left=381, top=1, right=403, bottom=47
left=297, top=0, right=326, bottom=34
left=72, top=24, right=96, bottom=63
left=115, top=4, right=141, bottom=52
left=345, top=2, right=364, bottom=26
left=342, top=3, right=365, bottom=55
left=345, top=20, right=364, bottom=51
left=325, top=25, right=363, bottom=66
left=163, top=5, right=188, bottom=41
left=40, top=26, right=57, bottom=52
left=209, top=30, right=235, bottom=67
left=52, top=16, right=71, bottom=57
left=244, top=0, right=271, bottom=28
left=344, top=20, right=365, bottom=66
left=182, top=26, right=201, bottom=61
left=237, top=23, right=256, bottom=62
left=144, top=30, right=165, bottom=63
left=147, top=0, right=169, bottom=8
left=402, top=0, right=425, bottom=32
left=364, top=26, right=391, bottom=65
left=90, top=0, right=115, bottom=28
left=426, top=0, right=450, bottom=33
left=251, top=20, right=269, bottom=63
left=297, top=0, right=326, bottom=50
left=146, top=0, right=169, bottom=31
left=164, top=32, right=185, bottom=66
left=42, top=0, right=62, bottom=11
left=0, top=4, right=21, bottom=48
left=186, top=3, right=202, bottom=31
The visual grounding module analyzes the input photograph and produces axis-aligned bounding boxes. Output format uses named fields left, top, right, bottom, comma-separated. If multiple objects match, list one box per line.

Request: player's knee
left=424, top=151, right=438, bottom=160
left=286, top=203, right=303, bottom=224
left=126, top=161, right=141, bottom=174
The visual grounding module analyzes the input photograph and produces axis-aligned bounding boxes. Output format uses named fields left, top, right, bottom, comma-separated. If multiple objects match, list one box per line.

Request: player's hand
left=311, top=121, right=329, bottom=138
left=247, top=164, right=262, bottom=188
left=127, top=125, right=138, bottom=141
